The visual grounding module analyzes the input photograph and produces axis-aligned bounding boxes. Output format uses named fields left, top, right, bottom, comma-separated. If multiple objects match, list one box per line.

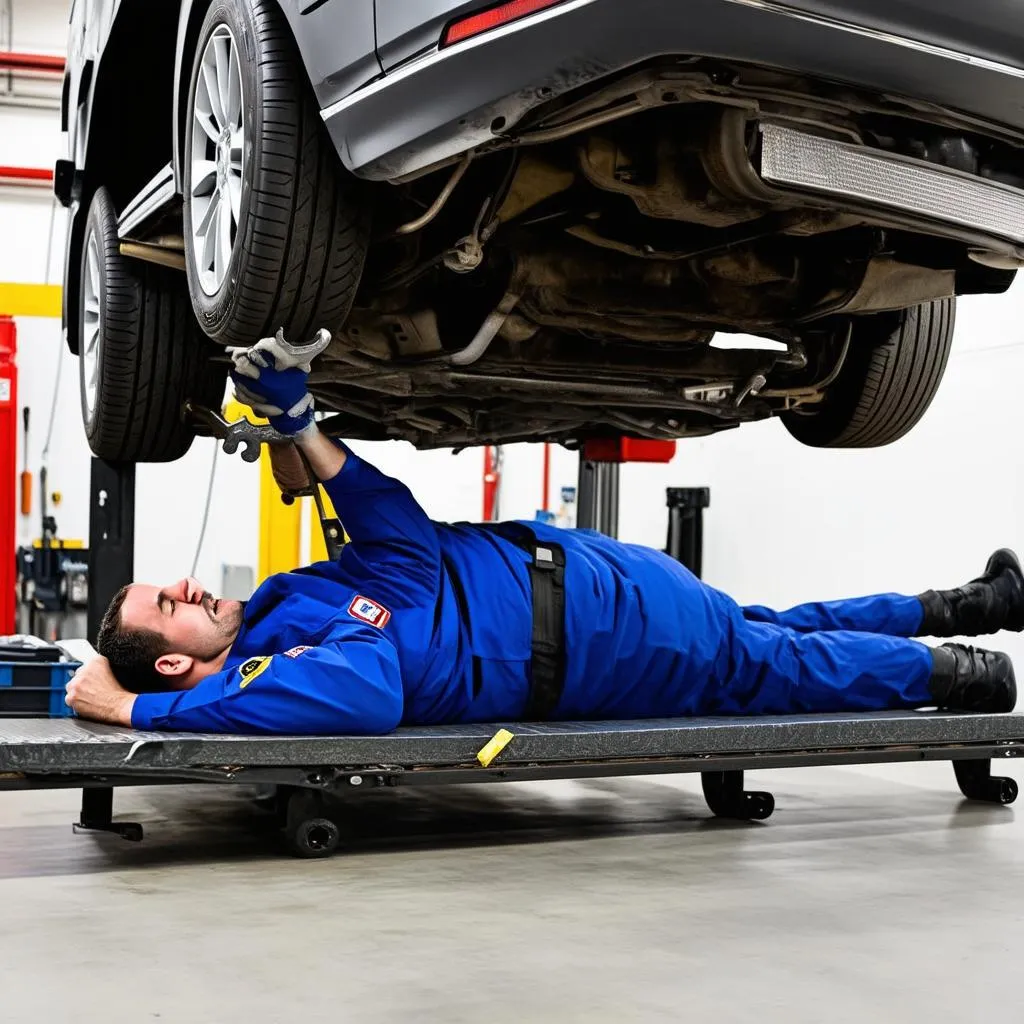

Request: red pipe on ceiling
left=0, top=51, right=65, bottom=74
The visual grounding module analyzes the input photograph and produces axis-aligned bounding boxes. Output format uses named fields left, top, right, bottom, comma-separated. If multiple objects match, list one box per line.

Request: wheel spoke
left=196, top=188, right=220, bottom=240
left=227, top=175, right=242, bottom=225
left=202, top=59, right=225, bottom=131
left=214, top=36, right=232, bottom=133
left=195, top=105, right=220, bottom=144
left=226, top=41, right=242, bottom=131
left=191, top=159, right=218, bottom=198
left=216, top=189, right=233, bottom=281
left=203, top=197, right=220, bottom=276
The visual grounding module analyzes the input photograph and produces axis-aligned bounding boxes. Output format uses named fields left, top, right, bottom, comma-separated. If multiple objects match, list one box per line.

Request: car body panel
left=324, top=0, right=1024, bottom=181
left=374, top=0, right=488, bottom=70
left=779, top=0, right=1024, bottom=70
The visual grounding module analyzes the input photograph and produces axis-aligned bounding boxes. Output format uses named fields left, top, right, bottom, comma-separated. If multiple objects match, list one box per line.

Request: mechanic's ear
left=155, top=653, right=194, bottom=679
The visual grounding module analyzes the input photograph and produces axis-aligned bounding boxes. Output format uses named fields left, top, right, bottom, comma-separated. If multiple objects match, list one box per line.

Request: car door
left=375, top=0, right=496, bottom=71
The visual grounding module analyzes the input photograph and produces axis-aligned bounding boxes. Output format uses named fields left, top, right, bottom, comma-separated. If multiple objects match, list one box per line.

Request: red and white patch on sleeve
left=284, top=646, right=313, bottom=659
left=348, top=595, right=392, bottom=629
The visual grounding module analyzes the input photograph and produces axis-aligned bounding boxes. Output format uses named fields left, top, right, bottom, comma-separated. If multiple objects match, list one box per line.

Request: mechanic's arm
left=232, top=332, right=439, bottom=575
left=293, top=428, right=441, bottom=578
left=131, top=625, right=404, bottom=734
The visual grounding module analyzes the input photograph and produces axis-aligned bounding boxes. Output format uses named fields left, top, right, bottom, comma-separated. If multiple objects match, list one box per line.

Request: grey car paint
left=324, top=0, right=1024, bottom=181
left=782, top=0, right=1024, bottom=69
left=375, top=0, right=492, bottom=71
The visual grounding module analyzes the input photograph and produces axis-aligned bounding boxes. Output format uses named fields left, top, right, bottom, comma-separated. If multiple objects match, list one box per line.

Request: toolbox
left=0, top=636, right=79, bottom=718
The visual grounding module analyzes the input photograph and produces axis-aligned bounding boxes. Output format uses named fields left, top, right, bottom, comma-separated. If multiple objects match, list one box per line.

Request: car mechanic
left=65, top=331, right=1023, bottom=734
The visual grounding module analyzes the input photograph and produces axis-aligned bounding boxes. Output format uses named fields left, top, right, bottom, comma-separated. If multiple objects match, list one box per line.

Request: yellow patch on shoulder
left=238, top=656, right=272, bottom=689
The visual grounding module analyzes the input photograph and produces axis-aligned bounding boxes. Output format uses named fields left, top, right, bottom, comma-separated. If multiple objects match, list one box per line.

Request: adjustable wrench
left=184, top=402, right=288, bottom=463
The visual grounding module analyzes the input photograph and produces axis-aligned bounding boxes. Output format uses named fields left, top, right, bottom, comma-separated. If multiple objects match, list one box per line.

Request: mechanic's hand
left=228, top=327, right=332, bottom=436
left=65, top=656, right=136, bottom=728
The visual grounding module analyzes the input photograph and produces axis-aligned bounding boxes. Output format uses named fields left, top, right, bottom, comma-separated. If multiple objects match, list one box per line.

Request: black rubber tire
left=79, top=187, right=225, bottom=462
left=783, top=298, right=956, bottom=448
left=182, top=0, right=369, bottom=347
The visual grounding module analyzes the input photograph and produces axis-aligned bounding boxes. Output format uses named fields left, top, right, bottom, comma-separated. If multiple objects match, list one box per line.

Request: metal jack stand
left=73, top=458, right=144, bottom=842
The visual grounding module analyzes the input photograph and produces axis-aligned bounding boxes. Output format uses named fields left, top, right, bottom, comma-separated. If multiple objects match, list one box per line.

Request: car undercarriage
left=302, top=60, right=1018, bottom=447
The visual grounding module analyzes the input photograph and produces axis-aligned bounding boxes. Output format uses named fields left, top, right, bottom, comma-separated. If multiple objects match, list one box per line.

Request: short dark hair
left=96, top=585, right=172, bottom=694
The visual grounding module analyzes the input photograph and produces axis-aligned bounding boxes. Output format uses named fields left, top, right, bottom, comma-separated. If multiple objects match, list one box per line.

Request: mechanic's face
left=121, top=577, right=244, bottom=682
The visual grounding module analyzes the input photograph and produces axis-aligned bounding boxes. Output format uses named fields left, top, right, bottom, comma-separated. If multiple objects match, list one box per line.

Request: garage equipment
left=4, top=434, right=1016, bottom=858
left=0, top=713, right=1020, bottom=857
left=0, top=638, right=79, bottom=718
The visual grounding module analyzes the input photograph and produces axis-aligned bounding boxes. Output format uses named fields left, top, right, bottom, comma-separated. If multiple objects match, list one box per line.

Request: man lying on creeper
left=66, top=329, right=1022, bottom=734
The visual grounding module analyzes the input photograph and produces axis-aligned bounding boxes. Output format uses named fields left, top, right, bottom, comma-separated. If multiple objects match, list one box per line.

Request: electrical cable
left=190, top=439, right=220, bottom=576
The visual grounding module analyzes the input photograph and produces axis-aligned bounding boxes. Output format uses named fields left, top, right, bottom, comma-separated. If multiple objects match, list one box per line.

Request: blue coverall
left=130, top=448, right=935, bottom=734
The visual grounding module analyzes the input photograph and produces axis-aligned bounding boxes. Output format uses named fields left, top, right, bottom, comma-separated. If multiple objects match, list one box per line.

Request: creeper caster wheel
left=701, top=770, right=775, bottom=821
left=954, top=760, right=1018, bottom=805
left=283, top=790, right=343, bottom=858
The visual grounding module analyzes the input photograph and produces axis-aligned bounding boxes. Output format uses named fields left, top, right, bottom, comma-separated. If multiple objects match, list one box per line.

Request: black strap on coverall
left=448, top=523, right=567, bottom=720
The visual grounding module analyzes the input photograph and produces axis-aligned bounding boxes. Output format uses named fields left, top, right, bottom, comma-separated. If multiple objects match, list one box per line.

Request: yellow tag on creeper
left=477, top=728, right=515, bottom=767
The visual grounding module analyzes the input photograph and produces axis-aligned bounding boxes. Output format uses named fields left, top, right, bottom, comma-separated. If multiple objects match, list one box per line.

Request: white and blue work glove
left=228, top=328, right=332, bottom=436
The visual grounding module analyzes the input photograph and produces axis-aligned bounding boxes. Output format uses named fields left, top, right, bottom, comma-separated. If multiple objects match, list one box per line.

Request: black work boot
left=917, top=549, right=1024, bottom=637
left=929, top=643, right=1017, bottom=713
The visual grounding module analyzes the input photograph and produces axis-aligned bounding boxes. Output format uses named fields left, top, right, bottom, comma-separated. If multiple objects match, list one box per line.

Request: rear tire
left=182, top=0, right=369, bottom=347
left=79, top=187, right=224, bottom=462
left=783, top=298, right=955, bottom=448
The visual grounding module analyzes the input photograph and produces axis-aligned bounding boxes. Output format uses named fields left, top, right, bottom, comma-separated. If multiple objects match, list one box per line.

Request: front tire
left=79, top=187, right=224, bottom=462
left=183, top=0, right=369, bottom=347
left=783, top=298, right=955, bottom=448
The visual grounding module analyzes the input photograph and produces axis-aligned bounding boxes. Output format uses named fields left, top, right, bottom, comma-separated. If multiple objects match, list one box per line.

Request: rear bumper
left=323, top=0, right=1024, bottom=181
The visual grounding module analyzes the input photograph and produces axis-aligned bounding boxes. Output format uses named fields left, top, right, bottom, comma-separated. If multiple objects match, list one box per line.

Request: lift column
left=575, top=439, right=677, bottom=537
left=76, top=458, right=142, bottom=841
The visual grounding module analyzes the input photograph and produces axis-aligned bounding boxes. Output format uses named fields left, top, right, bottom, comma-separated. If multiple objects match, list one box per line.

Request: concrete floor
left=1, top=763, right=1022, bottom=1023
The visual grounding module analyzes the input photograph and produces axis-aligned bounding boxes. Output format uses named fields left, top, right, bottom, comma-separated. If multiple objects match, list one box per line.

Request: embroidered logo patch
left=238, top=656, right=272, bottom=689
left=348, top=595, right=391, bottom=629
left=284, top=646, right=313, bottom=659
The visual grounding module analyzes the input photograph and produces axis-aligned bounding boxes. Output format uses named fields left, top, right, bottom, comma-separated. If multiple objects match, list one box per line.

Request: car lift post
left=76, top=458, right=143, bottom=841
left=575, top=459, right=620, bottom=536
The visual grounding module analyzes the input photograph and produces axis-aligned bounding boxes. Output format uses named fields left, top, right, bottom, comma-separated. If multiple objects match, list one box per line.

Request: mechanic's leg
left=688, top=591, right=1015, bottom=715
left=741, top=548, right=1024, bottom=639
left=740, top=593, right=923, bottom=637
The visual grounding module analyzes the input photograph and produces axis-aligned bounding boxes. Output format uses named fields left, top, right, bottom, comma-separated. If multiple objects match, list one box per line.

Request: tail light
left=442, top=0, right=567, bottom=47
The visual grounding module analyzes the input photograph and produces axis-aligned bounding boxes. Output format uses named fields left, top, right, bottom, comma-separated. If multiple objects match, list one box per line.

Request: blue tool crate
left=0, top=639, right=80, bottom=718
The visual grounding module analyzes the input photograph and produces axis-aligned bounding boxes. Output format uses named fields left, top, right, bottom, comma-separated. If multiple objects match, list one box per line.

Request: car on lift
left=58, top=0, right=1024, bottom=462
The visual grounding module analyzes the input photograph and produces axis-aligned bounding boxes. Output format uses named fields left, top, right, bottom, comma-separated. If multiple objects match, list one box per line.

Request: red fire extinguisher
left=0, top=316, right=17, bottom=634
